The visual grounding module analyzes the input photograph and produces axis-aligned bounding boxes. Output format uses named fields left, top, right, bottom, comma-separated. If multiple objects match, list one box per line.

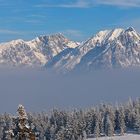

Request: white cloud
left=1, top=15, right=46, bottom=26
left=64, top=29, right=82, bottom=36
left=0, top=29, right=24, bottom=35
left=35, top=0, right=140, bottom=8
left=28, top=14, right=47, bottom=18
left=95, top=0, right=140, bottom=7
left=63, top=29, right=86, bottom=41
left=24, top=19, right=43, bottom=24
left=35, top=0, right=90, bottom=8
left=0, top=29, right=43, bottom=36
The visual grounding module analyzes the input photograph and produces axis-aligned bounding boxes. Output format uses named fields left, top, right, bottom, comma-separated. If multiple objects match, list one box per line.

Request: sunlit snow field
left=87, top=134, right=140, bottom=140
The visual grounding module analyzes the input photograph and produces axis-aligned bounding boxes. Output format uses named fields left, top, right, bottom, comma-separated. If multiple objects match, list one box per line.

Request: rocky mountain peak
left=125, top=27, right=135, bottom=32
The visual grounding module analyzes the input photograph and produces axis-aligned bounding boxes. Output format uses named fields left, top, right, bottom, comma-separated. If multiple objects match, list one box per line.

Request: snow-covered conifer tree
left=94, top=117, right=100, bottom=138
left=104, top=114, right=114, bottom=137
left=119, top=106, right=126, bottom=135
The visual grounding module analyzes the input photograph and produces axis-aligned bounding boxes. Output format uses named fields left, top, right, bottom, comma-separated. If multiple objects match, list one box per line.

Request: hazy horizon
left=0, top=67, right=139, bottom=114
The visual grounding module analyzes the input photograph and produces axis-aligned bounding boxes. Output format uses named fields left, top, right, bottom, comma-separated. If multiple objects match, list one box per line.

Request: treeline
left=1, top=98, right=140, bottom=139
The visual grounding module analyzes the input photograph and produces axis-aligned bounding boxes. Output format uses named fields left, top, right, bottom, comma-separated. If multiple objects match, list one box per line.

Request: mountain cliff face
left=0, top=33, right=78, bottom=66
left=46, top=27, right=140, bottom=73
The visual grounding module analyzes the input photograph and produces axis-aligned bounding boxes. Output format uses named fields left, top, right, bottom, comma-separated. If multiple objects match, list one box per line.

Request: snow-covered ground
left=87, top=134, right=140, bottom=140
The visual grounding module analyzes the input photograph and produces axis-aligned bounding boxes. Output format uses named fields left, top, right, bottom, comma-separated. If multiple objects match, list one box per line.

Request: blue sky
left=0, top=0, right=140, bottom=42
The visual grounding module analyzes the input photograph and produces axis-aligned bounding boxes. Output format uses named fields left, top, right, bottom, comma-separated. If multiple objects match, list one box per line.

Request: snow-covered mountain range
left=0, top=33, right=78, bottom=67
left=46, top=27, right=140, bottom=73
left=0, top=27, right=140, bottom=72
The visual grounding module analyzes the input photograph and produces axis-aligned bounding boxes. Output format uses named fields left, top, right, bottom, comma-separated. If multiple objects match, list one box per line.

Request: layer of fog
left=0, top=67, right=140, bottom=113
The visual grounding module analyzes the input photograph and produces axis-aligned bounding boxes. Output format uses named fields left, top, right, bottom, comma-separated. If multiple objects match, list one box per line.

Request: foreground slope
left=87, top=134, right=140, bottom=140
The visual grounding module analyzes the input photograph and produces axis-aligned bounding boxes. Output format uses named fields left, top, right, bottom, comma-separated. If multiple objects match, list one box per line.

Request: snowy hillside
left=0, top=33, right=78, bottom=66
left=1, top=98, right=140, bottom=139
left=87, top=134, right=140, bottom=140
left=46, top=27, right=140, bottom=73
